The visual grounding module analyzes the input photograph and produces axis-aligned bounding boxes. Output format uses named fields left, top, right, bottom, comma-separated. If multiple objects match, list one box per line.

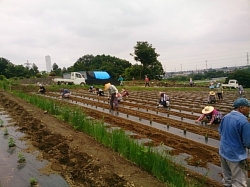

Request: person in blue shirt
left=60, top=88, right=71, bottom=98
left=219, top=98, right=250, bottom=187
left=117, top=75, right=124, bottom=86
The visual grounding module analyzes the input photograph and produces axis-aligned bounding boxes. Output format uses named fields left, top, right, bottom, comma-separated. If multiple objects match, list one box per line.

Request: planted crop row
left=12, top=90, right=216, bottom=187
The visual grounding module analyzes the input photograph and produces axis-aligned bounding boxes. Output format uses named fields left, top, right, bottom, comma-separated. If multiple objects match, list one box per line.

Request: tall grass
left=11, top=91, right=207, bottom=187
left=0, top=79, right=11, bottom=91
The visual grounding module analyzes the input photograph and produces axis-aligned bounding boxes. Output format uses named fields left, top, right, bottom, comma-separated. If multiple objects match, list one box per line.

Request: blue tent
left=93, top=71, right=110, bottom=79
left=83, top=71, right=119, bottom=85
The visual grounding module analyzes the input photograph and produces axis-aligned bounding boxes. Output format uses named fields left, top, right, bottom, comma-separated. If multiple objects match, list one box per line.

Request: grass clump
left=8, top=137, right=16, bottom=147
left=18, top=152, right=26, bottom=163
left=29, top=177, right=38, bottom=186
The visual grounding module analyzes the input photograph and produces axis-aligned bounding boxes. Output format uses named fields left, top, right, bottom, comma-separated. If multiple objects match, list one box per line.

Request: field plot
left=44, top=89, right=250, bottom=184
left=0, top=88, right=249, bottom=187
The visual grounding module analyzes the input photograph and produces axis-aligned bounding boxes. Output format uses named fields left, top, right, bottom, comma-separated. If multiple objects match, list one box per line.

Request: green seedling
left=4, top=127, right=9, bottom=135
left=29, top=177, right=38, bottom=186
left=18, top=152, right=26, bottom=163
left=205, top=134, right=208, bottom=141
left=183, top=128, right=187, bottom=134
left=8, top=137, right=16, bottom=147
left=0, top=119, right=4, bottom=127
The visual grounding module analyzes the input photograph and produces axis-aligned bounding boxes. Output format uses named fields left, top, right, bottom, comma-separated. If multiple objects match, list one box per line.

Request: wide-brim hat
left=104, top=83, right=111, bottom=91
left=121, top=89, right=125, bottom=92
left=209, top=91, right=215, bottom=95
left=202, top=106, right=214, bottom=114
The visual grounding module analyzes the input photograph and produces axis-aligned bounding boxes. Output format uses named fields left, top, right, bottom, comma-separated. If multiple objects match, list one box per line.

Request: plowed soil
left=2, top=86, right=247, bottom=187
left=0, top=91, right=167, bottom=187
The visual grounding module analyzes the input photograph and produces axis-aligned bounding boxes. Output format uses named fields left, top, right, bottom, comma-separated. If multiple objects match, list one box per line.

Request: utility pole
left=206, top=60, right=207, bottom=70
left=24, top=60, right=32, bottom=68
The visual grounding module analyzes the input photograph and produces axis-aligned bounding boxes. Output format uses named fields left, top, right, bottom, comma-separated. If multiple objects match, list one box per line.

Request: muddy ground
left=0, top=91, right=169, bottom=187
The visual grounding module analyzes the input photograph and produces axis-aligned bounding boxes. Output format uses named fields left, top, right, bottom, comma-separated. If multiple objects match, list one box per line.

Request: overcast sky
left=1, top=0, right=250, bottom=72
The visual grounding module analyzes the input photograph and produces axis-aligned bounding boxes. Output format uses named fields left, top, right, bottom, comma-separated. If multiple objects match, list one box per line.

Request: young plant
left=205, top=134, right=208, bottom=140
left=0, top=119, right=4, bottom=127
left=4, top=127, right=9, bottom=135
left=183, top=128, right=187, bottom=134
left=8, top=137, right=16, bottom=147
left=29, top=177, right=38, bottom=186
left=18, top=152, right=26, bottom=163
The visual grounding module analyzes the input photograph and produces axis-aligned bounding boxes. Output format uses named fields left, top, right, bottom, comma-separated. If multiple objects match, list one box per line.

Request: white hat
left=202, top=106, right=214, bottom=114
left=104, top=83, right=111, bottom=91
left=39, top=84, right=42, bottom=86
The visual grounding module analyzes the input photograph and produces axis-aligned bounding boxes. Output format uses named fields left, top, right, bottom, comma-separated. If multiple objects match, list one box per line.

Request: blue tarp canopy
left=93, top=71, right=110, bottom=79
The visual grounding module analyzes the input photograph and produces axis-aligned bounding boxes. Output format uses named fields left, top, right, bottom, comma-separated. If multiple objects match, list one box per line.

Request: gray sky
left=1, top=0, right=250, bottom=72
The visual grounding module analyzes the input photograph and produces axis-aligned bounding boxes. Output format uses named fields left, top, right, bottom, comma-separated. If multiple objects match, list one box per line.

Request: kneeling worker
left=61, top=88, right=71, bottom=98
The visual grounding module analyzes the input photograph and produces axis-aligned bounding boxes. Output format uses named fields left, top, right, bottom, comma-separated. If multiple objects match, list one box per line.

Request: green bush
left=0, top=75, right=6, bottom=80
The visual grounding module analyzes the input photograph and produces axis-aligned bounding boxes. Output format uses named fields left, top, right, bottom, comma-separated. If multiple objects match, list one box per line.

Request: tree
left=124, top=64, right=143, bottom=80
left=73, top=54, right=95, bottom=71
left=73, top=54, right=132, bottom=79
left=29, top=63, right=39, bottom=77
left=52, top=63, right=62, bottom=76
left=132, top=42, right=163, bottom=80
left=226, top=68, right=250, bottom=88
left=0, top=57, right=11, bottom=76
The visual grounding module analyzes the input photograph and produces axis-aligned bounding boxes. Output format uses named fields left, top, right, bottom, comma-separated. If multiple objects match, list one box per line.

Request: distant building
left=45, top=55, right=52, bottom=73
left=164, top=65, right=249, bottom=78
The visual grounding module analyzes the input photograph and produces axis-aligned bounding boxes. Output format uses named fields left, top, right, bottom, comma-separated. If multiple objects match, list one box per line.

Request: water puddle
left=0, top=107, right=69, bottom=187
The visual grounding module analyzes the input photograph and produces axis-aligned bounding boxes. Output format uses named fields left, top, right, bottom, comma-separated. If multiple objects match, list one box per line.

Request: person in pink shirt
left=145, top=75, right=150, bottom=87
left=121, top=88, right=129, bottom=97
left=195, top=106, right=222, bottom=125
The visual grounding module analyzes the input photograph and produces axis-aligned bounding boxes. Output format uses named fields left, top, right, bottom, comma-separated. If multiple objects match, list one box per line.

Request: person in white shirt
left=158, top=92, right=170, bottom=107
left=104, top=83, right=119, bottom=110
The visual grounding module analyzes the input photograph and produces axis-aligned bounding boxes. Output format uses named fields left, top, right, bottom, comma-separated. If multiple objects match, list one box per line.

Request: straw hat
left=121, top=89, right=125, bottom=92
left=209, top=91, right=216, bottom=95
left=104, top=83, right=111, bottom=90
left=202, top=106, right=214, bottom=114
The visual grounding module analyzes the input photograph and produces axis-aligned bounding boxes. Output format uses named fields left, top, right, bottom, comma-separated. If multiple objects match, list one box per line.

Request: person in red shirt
left=145, top=75, right=150, bottom=87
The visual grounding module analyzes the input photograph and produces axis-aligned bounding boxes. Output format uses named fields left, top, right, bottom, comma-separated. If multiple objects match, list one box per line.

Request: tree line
left=168, top=67, right=250, bottom=88
left=0, top=41, right=164, bottom=81
left=1, top=41, right=250, bottom=87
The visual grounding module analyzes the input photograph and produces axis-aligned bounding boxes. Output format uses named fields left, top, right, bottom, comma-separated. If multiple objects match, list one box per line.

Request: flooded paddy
left=0, top=108, right=69, bottom=187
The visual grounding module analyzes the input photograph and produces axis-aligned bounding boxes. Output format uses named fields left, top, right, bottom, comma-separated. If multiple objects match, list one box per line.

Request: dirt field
left=0, top=91, right=168, bottom=187
left=1, top=86, right=248, bottom=187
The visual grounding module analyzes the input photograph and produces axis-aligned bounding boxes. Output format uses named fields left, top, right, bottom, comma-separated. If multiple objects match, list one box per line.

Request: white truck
left=222, top=79, right=239, bottom=89
left=53, top=72, right=86, bottom=86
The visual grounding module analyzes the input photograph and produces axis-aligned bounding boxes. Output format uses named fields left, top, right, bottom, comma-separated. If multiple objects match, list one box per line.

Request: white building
left=45, top=55, right=52, bottom=72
